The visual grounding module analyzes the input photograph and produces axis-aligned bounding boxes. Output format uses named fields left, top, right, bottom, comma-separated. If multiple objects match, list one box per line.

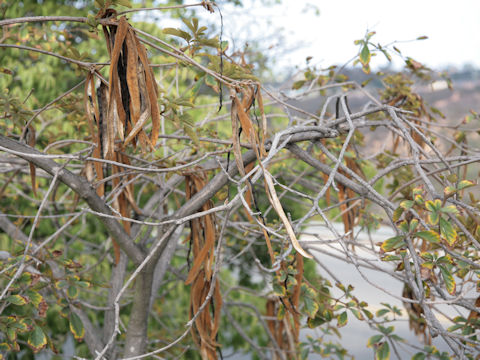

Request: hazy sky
left=214, top=0, right=480, bottom=71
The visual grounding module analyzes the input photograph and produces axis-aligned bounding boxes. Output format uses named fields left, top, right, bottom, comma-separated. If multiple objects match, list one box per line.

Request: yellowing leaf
left=425, top=199, right=441, bottom=212
left=444, top=186, right=456, bottom=196
left=350, top=308, right=364, bottom=320
left=27, top=325, right=47, bottom=353
left=439, top=217, right=457, bottom=246
left=439, top=265, right=456, bottom=295
left=67, top=286, right=78, bottom=299
left=304, top=297, right=319, bottom=318
left=69, top=313, right=85, bottom=341
left=376, top=341, right=390, bottom=360
left=359, top=45, right=371, bottom=66
left=458, top=180, right=475, bottom=190
left=414, top=230, right=440, bottom=244
left=368, top=334, right=383, bottom=347
left=399, top=200, right=414, bottom=210
left=381, top=236, right=405, bottom=252
left=6, top=295, right=28, bottom=306
left=26, top=290, right=43, bottom=307
left=392, top=207, right=404, bottom=222
left=337, top=311, right=348, bottom=327
left=292, top=80, right=306, bottom=90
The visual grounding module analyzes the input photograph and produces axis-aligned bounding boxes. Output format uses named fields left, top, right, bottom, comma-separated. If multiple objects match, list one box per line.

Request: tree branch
left=0, top=135, right=145, bottom=265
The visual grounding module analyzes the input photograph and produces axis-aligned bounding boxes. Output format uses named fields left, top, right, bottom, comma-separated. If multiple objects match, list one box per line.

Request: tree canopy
left=0, top=1, right=479, bottom=359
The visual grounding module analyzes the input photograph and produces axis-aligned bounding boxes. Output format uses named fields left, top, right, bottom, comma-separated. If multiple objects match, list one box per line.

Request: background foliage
left=0, top=1, right=479, bottom=359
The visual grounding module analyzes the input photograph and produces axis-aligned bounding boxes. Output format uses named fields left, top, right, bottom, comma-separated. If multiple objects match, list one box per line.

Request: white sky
left=214, top=0, right=480, bottom=71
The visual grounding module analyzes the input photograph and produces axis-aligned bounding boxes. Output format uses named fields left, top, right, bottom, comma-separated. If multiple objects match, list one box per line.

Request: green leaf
left=350, top=308, right=364, bottom=320
left=376, top=309, right=390, bottom=317
left=392, top=207, right=404, bottom=222
left=457, top=180, right=475, bottom=190
left=440, top=205, right=458, bottom=214
left=409, top=219, right=419, bottom=232
left=277, top=303, right=285, bottom=320
left=114, top=0, right=132, bottom=7
left=439, top=217, right=457, bottom=246
left=381, top=255, right=402, bottom=261
left=304, top=297, right=319, bottom=318
left=6, top=327, right=17, bottom=342
left=67, top=286, right=78, bottom=299
left=390, top=334, right=404, bottom=342
left=337, top=311, right=348, bottom=327
left=446, top=173, right=458, bottom=183
left=421, top=262, right=434, bottom=269
left=425, top=199, right=441, bottom=212
left=76, top=281, right=90, bottom=289
left=367, top=334, right=383, bottom=347
left=363, top=309, right=374, bottom=320
left=27, top=325, right=47, bottom=353
left=196, top=37, right=219, bottom=48
left=86, top=14, right=98, bottom=28
left=292, top=80, right=306, bottom=90
left=359, top=45, right=371, bottom=66
left=174, top=98, right=195, bottom=107
left=26, top=290, right=43, bottom=307
left=301, top=346, right=310, bottom=360
left=69, top=313, right=85, bottom=341
left=302, top=284, right=317, bottom=298
left=163, top=28, right=192, bottom=42
left=286, top=276, right=297, bottom=291
left=16, top=272, right=32, bottom=287
left=182, top=17, right=197, bottom=33
left=414, top=194, right=424, bottom=205
left=420, top=252, right=434, bottom=261
left=307, top=315, right=326, bottom=328
left=415, top=230, right=440, bottom=244
left=376, top=341, right=390, bottom=360
left=69, top=47, right=81, bottom=60
left=16, top=319, right=29, bottom=332
left=183, top=124, right=199, bottom=146
left=379, top=48, right=392, bottom=62
left=378, top=325, right=394, bottom=335
left=55, top=280, right=68, bottom=289
left=447, top=324, right=464, bottom=332
left=428, top=211, right=439, bottom=226
left=416, top=36, right=428, bottom=40
left=273, top=282, right=286, bottom=297
left=381, top=236, right=405, bottom=252
left=6, top=294, right=28, bottom=306
left=437, top=255, right=452, bottom=265
left=400, top=200, right=414, bottom=210
left=412, top=187, right=423, bottom=196
left=398, top=221, right=409, bottom=233
left=412, top=352, right=426, bottom=360
left=439, top=265, right=456, bottom=295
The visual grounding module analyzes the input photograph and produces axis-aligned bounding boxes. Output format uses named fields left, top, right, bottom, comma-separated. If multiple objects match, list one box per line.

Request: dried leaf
left=124, top=109, right=150, bottom=146
left=134, top=36, right=160, bottom=147
left=125, top=30, right=141, bottom=125
left=105, top=17, right=129, bottom=158
left=264, top=171, right=312, bottom=258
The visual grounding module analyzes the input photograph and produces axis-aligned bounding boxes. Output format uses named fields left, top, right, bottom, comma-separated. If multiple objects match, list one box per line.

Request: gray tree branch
left=0, top=135, right=145, bottom=265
